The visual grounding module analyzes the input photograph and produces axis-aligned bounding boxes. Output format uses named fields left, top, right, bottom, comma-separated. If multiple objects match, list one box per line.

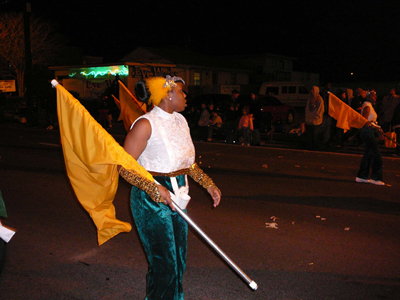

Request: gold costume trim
left=149, top=168, right=190, bottom=177
left=119, top=167, right=162, bottom=203
left=188, top=163, right=220, bottom=193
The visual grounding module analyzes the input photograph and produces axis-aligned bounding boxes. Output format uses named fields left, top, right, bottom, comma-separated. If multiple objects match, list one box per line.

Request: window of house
left=194, top=72, right=201, bottom=86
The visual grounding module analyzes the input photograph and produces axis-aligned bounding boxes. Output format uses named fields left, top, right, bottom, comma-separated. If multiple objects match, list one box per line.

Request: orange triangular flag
left=117, top=81, right=147, bottom=132
left=112, top=94, right=121, bottom=110
left=329, top=93, right=367, bottom=132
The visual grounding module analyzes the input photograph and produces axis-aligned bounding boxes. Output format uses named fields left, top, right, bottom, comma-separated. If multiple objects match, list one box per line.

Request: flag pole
left=171, top=200, right=258, bottom=291
left=380, top=129, right=400, bottom=147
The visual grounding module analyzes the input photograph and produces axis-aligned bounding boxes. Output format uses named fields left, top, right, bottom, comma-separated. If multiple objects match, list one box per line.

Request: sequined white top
left=132, top=106, right=195, bottom=173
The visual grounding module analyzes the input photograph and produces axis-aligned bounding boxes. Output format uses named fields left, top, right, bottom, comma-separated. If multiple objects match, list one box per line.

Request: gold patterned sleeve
left=188, top=163, right=220, bottom=192
left=119, top=166, right=162, bottom=203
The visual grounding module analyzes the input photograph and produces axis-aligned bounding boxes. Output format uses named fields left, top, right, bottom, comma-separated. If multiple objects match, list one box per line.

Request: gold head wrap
left=146, top=75, right=185, bottom=106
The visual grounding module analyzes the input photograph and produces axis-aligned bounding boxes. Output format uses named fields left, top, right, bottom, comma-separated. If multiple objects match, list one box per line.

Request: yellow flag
left=56, top=83, right=153, bottom=245
left=117, top=81, right=147, bottom=132
left=328, top=93, right=368, bottom=132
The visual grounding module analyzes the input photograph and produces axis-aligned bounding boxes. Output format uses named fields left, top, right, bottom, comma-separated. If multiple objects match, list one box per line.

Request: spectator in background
left=198, top=102, right=210, bottom=141
left=230, top=89, right=240, bottom=112
left=391, top=101, right=400, bottom=157
left=207, top=110, right=223, bottom=141
left=319, top=83, right=332, bottom=147
left=346, top=88, right=354, bottom=106
left=305, top=86, right=324, bottom=151
left=208, top=102, right=214, bottom=114
left=351, top=88, right=366, bottom=113
left=248, top=92, right=262, bottom=146
left=224, top=103, right=239, bottom=144
left=238, top=107, right=253, bottom=146
left=378, top=88, right=400, bottom=132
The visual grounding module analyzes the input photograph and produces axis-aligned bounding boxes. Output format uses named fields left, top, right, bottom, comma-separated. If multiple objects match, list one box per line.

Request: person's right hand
left=157, top=185, right=175, bottom=211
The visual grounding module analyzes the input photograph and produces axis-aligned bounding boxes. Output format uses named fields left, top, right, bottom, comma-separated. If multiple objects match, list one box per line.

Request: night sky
left=2, top=0, right=400, bottom=82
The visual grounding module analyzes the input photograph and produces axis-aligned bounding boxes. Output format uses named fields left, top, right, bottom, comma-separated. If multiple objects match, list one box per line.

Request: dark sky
left=2, top=0, right=400, bottom=82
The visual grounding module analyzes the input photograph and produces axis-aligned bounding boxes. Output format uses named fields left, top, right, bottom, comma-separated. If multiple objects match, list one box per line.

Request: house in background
left=230, top=53, right=319, bottom=89
left=49, top=46, right=319, bottom=101
left=50, top=46, right=252, bottom=100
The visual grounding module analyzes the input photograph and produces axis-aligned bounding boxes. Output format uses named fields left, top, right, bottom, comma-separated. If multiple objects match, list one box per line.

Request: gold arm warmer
left=188, top=163, right=220, bottom=193
left=119, top=166, right=162, bottom=203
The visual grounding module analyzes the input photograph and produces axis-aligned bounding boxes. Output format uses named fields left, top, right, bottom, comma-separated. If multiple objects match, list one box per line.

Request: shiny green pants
left=131, top=175, right=188, bottom=300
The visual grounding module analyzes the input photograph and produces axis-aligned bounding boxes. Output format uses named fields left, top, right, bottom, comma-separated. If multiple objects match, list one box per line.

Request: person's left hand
left=377, top=129, right=385, bottom=140
left=207, top=186, right=221, bottom=208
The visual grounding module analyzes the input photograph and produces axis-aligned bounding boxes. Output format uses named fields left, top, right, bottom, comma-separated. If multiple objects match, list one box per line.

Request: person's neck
left=158, top=100, right=173, bottom=114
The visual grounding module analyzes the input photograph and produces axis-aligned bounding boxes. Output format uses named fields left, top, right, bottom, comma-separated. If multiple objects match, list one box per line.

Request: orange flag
left=328, top=92, right=368, bottom=132
left=55, top=81, right=153, bottom=245
left=111, top=94, right=121, bottom=110
left=117, top=81, right=147, bottom=132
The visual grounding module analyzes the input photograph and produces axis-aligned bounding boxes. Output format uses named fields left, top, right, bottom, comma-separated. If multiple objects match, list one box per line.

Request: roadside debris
left=266, top=216, right=279, bottom=229
left=265, top=223, right=278, bottom=229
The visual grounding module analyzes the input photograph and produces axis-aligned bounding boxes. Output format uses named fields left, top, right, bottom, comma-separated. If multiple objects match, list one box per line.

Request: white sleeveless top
left=132, top=106, right=195, bottom=173
left=361, top=101, right=377, bottom=122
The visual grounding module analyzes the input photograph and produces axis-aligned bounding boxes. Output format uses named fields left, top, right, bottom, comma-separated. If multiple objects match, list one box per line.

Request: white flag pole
left=171, top=199, right=258, bottom=290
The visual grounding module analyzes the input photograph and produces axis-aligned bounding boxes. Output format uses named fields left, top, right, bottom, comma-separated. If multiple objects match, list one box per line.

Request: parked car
left=259, top=95, right=296, bottom=124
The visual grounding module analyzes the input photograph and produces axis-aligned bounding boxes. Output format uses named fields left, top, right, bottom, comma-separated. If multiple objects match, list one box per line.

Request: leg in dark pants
left=130, top=175, right=188, bottom=300
left=357, top=127, right=383, bottom=181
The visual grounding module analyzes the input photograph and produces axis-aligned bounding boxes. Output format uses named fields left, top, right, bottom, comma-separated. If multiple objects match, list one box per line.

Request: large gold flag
left=328, top=92, right=368, bottom=132
left=55, top=82, right=153, bottom=245
left=117, top=81, right=147, bottom=132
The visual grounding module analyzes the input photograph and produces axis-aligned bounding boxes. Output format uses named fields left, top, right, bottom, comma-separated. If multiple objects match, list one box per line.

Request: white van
left=259, top=82, right=310, bottom=107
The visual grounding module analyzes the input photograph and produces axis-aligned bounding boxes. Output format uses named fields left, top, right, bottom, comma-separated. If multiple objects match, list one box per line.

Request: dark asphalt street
left=0, top=122, right=399, bottom=300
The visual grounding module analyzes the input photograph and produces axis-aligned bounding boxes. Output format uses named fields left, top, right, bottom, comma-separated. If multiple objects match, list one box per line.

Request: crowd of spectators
left=183, top=90, right=264, bottom=146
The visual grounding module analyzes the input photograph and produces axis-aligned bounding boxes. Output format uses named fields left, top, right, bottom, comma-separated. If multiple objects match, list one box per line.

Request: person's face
left=251, top=93, right=255, bottom=100
left=390, top=89, right=395, bottom=96
left=233, top=92, right=239, bottom=99
left=325, top=83, right=331, bottom=91
left=169, top=82, right=187, bottom=112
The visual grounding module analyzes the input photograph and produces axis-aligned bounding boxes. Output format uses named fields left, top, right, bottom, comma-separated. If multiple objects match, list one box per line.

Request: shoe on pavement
left=356, top=177, right=370, bottom=183
left=370, top=179, right=385, bottom=186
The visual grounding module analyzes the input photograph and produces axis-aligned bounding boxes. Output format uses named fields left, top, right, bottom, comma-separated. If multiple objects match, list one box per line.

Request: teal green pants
left=130, top=175, right=188, bottom=300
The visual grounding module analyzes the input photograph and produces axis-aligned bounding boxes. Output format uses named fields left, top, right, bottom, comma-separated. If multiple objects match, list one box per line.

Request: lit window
left=194, top=72, right=201, bottom=86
